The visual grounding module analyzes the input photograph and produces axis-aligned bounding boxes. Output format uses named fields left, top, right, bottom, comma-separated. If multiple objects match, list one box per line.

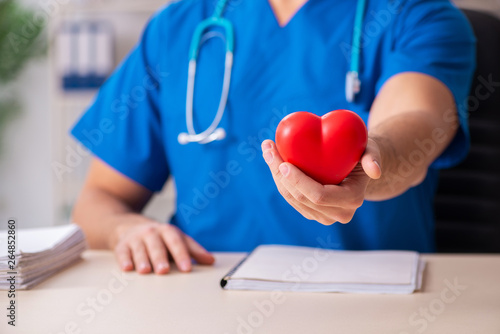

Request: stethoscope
left=178, top=0, right=367, bottom=145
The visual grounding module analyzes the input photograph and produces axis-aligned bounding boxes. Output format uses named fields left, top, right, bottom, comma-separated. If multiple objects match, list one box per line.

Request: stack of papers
left=221, top=245, right=425, bottom=294
left=0, top=224, right=87, bottom=290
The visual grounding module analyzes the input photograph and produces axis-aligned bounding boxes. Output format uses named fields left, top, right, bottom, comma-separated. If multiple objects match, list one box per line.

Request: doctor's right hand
left=73, top=158, right=215, bottom=276
left=111, top=216, right=215, bottom=274
left=262, top=139, right=381, bottom=225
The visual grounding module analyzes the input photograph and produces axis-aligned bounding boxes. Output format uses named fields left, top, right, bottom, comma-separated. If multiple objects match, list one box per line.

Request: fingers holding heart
left=263, top=142, right=363, bottom=210
left=263, top=110, right=370, bottom=225
left=262, top=140, right=352, bottom=225
left=275, top=110, right=368, bottom=185
left=262, top=140, right=315, bottom=220
left=278, top=162, right=361, bottom=224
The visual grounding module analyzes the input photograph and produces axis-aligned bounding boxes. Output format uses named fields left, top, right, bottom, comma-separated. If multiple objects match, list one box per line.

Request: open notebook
left=0, top=224, right=87, bottom=290
left=221, top=245, right=425, bottom=294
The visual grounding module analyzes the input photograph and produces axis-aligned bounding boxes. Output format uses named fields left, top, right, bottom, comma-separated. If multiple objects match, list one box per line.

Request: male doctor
left=71, top=0, right=476, bottom=274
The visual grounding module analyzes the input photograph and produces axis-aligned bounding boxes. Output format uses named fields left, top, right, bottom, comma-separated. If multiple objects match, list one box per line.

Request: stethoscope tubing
left=179, top=0, right=366, bottom=144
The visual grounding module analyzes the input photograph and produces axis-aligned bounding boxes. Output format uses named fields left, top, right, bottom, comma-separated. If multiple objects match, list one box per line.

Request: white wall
left=0, top=0, right=174, bottom=230
left=0, top=58, right=53, bottom=229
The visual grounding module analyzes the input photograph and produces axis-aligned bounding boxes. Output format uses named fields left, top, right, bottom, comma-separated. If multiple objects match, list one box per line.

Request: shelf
left=61, top=0, right=167, bottom=14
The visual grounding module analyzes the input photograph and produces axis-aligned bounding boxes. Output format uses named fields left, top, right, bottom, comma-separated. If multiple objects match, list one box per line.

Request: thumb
left=360, top=138, right=382, bottom=180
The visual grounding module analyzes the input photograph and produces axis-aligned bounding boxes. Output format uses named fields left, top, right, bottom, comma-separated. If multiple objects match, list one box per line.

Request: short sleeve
left=71, top=11, right=169, bottom=191
left=376, top=0, right=476, bottom=169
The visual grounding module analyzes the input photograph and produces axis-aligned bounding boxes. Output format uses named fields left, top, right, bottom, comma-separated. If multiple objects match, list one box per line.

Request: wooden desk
left=1, top=251, right=499, bottom=334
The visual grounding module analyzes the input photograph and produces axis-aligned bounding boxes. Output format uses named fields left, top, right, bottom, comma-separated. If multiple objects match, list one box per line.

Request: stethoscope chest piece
left=178, top=0, right=234, bottom=145
left=345, top=71, right=361, bottom=103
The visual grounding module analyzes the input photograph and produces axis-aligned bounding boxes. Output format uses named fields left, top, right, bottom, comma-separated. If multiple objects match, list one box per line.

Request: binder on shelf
left=57, top=20, right=115, bottom=90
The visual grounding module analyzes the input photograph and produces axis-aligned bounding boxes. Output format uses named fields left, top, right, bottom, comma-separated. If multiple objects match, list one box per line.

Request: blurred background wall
left=0, top=0, right=174, bottom=230
left=0, top=0, right=498, bottom=230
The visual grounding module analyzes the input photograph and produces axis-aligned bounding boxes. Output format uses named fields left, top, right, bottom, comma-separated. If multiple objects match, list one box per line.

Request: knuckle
left=277, top=186, right=286, bottom=195
left=272, top=169, right=280, bottom=178
left=354, top=196, right=365, bottom=208
left=150, top=251, right=166, bottom=263
left=303, top=213, right=315, bottom=221
left=348, top=195, right=364, bottom=209
left=284, top=192, right=296, bottom=202
left=337, top=212, right=354, bottom=224
left=129, top=241, right=144, bottom=254
left=311, top=190, right=326, bottom=205
left=167, top=234, right=184, bottom=250
left=310, top=213, right=323, bottom=223
left=289, top=174, right=300, bottom=187
left=141, top=225, right=157, bottom=236
left=115, top=244, right=128, bottom=255
left=130, top=245, right=142, bottom=255
left=161, top=224, right=176, bottom=234
left=279, top=188, right=294, bottom=201
left=412, top=170, right=428, bottom=187
left=296, top=208, right=314, bottom=221
left=293, top=190, right=307, bottom=203
left=318, top=217, right=334, bottom=226
left=271, top=166, right=281, bottom=178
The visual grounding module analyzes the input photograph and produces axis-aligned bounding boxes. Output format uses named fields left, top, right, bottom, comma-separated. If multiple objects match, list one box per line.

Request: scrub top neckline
left=264, top=0, right=312, bottom=29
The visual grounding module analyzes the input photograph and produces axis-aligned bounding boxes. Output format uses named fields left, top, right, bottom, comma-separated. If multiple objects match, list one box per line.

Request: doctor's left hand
left=261, top=140, right=382, bottom=225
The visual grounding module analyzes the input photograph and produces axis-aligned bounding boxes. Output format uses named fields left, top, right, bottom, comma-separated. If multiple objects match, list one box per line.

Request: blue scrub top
left=71, top=0, right=476, bottom=252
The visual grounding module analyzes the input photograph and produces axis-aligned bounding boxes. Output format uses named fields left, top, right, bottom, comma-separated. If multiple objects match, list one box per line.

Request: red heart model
left=275, top=110, right=368, bottom=185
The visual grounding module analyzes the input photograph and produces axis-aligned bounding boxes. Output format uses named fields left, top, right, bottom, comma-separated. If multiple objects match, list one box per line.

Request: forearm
left=71, top=187, right=141, bottom=249
left=365, top=111, right=457, bottom=201
left=71, top=159, right=155, bottom=249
